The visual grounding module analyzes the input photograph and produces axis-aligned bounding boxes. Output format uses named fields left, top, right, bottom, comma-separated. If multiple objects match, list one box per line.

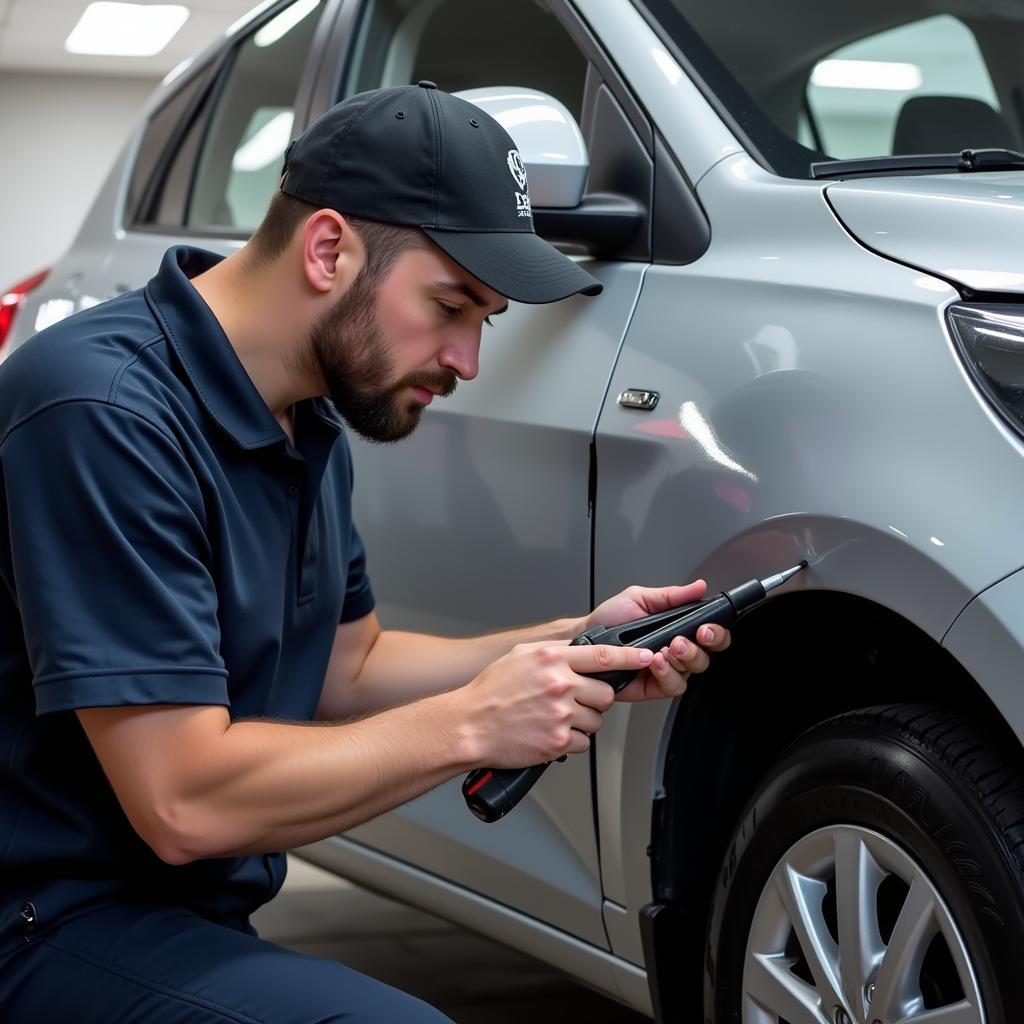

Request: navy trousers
left=0, top=902, right=454, bottom=1023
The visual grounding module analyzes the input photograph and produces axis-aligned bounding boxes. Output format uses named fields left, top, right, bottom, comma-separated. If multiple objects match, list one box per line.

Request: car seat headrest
left=892, top=95, right=1015, bottom=154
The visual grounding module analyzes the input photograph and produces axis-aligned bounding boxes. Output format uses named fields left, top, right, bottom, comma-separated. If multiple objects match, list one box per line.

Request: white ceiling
left=0, top=0, right=259, bottom=77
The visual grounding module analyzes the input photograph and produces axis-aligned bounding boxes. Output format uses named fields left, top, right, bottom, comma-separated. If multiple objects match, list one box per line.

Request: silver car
left=7, top=1, right=1024, bottom=1021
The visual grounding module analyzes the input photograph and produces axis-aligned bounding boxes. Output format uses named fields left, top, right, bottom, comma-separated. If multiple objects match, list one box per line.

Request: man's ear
left=301, top=210, right=365, bottom=295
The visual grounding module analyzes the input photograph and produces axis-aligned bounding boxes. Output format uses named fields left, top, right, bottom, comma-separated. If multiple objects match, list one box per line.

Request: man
left=0, top=83, right=729, bottom=1021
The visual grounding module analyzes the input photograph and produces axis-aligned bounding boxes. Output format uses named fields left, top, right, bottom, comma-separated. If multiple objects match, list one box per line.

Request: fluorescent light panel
left=65, top=3, right=190, bottom=58
left=811, top=59, right=922, bottom=91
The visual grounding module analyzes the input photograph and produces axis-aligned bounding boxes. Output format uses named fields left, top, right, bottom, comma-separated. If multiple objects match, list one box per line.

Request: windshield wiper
left=811, top=148, right=1024, bottom=180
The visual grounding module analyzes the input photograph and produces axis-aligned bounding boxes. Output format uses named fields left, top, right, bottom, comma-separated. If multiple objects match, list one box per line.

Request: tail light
left=0, top=269, right=51, bottom=353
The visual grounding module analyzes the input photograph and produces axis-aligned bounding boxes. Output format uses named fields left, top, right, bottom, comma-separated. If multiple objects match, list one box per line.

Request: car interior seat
left=891, top=94, right=1017, bottom=154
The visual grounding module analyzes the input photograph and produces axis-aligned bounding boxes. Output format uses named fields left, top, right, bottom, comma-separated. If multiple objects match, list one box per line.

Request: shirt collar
left=145, top=246, right=343, bottom=451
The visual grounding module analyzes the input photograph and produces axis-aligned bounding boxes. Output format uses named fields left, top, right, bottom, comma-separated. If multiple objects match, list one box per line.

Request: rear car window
left=188, top=0, right=327, bottom=231
left=127, top=65, right=215, bottom=226
left=129, top=0, right=327, bottom=234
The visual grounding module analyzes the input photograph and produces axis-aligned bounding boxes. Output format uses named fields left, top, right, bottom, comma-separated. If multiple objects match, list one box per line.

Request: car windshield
left=640, top=0, right=1024, bottom=178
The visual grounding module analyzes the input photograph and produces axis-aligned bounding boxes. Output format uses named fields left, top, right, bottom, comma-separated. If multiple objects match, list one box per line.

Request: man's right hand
left=454, top=641, right=655, bottom=769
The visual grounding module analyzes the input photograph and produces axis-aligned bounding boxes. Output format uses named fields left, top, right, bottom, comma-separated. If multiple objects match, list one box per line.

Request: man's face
left=309, top=245, right=508, bottom=443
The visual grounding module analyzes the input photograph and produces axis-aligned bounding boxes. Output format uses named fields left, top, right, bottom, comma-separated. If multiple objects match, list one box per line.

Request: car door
left=326, top=0, right=655, bottom=946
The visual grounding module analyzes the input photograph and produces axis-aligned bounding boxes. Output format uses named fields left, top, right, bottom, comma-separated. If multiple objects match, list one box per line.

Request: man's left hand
left=585, top=580, right=731, bottom=702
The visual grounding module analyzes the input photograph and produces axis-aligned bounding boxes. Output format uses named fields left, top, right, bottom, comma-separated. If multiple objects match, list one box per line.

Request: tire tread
left=816, top=703, right=1024, bottom=876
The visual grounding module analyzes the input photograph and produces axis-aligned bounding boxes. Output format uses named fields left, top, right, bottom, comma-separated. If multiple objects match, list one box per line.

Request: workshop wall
left=0, top=71, right=159, bottom=290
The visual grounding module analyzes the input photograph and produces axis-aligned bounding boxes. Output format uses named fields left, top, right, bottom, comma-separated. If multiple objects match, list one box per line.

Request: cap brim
left=422, top=228, right=603, bottom=304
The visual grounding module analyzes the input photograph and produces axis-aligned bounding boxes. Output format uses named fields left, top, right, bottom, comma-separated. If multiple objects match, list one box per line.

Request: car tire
left=703, top=703, right=1024, bottom=1024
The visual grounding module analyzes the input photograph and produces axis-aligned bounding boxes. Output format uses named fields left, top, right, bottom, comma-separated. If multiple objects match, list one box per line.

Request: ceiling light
left=65, top=3, right=189, bottom=57
left=811, top=59, right=922, bottom=91
left=254, top=0, right=320, bottom=47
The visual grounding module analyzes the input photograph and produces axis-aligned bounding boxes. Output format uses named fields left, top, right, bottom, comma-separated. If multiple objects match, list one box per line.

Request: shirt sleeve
left=1, top=400, right=229, bottom=715
left=340, top=521, right=375, bottom=623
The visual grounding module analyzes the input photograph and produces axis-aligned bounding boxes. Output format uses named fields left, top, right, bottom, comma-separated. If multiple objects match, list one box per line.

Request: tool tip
left=760, top=561, right=808, bottom=591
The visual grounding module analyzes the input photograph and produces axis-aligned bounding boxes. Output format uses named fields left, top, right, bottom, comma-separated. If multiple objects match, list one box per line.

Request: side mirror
left=454, top=86, right=643, bottom=257
left=454, top=86, right=587, bottom=207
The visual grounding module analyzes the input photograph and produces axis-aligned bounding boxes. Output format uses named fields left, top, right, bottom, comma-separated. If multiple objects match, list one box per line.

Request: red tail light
left=0, top=269, right=51, bottom=353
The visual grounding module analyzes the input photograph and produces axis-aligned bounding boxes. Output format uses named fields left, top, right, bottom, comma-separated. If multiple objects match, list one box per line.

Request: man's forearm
left=317, top=616, right=587, bottom=720
left=85, top=691, right=484, bottom=864
left=205, top=695, right=482, bottom=856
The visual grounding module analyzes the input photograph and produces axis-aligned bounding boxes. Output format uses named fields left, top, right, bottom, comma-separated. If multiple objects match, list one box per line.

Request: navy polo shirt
left=0, top=246, right=374, bottom=951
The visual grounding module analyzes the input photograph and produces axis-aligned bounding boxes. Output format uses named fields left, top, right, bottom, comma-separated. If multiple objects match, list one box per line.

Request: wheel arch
left=644, top=588, right=1019, bottom=1020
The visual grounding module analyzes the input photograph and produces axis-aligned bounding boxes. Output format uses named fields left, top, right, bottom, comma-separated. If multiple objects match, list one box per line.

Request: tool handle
left=461, top=593, right=743, bottom=822
left=579, top=592, right=740, bottom=688
left=462, top=762, right=551, bottom=822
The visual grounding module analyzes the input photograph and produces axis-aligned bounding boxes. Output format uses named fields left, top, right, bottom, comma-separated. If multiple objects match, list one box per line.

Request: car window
left=343, top=0, right=587, bottom=122
left=185, top=0, right=328, bottom=232
left=130, top=0, right=328, bottom=234
left=127, top=65, right=214, bottom=226
left=642, top=0, right=1022, bottom=178
left=806, top=15, right=1000, bottom=160
left=129, top=0, right=329, bottom=234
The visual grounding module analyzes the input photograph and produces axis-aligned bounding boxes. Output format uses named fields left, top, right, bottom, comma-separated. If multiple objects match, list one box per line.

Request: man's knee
left=284, top=958, right=452, bottom=1024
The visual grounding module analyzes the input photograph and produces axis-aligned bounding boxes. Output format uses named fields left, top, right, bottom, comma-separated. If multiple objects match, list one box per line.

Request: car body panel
left=943, top=564, right=1024, bottom=741
left=593, top=153, right=1024, bottom=964
left=1, top=139, right=134, bottom=365
left=297, top=832, right=650, bottom=1011
left=826, top=171, right=1024, bottom=294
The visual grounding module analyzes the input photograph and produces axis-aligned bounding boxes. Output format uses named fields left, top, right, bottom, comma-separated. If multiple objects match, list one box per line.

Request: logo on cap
left=507, top=149, right=532, bottom=219
left=507, top=149, right=528, bottom=189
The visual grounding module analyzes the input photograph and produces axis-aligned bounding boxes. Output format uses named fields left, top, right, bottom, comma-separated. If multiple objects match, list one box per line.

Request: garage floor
left=251, top=856, right=648, bottom=1023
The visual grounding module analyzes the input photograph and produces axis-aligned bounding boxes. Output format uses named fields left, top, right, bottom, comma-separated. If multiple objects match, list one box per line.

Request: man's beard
left=309, top=270, right=457, bottom=443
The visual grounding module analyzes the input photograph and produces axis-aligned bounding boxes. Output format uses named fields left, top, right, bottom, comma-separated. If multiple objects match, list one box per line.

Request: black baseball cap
left=280, top=82, right=602, bottom=304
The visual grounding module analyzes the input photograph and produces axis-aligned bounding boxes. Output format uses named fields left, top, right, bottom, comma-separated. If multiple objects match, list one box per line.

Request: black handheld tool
left=462, top=562, right=807, bottom=822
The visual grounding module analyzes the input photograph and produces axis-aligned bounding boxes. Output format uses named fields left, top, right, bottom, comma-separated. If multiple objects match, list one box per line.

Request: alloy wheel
left=742, top=824, right=984, bottom=1024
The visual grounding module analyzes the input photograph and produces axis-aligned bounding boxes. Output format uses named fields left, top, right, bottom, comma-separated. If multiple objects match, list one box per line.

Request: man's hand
left=586, top=580, right=731, bottom=703
left=456, top=641, right=655, bottom=768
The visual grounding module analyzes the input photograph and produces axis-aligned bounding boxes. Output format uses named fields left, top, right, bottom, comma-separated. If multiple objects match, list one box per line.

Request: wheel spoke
left=774, top=862, right=845, bottom=1009
left=935, top=904, right=983, bottom=1000
left=745, top=952, right=830, bottom=1024
left=833, top=828, right=884, bottom=1011
left=742, top=824, right=986, bottom=1024
left=893, top=998, right=980, bottom=1024
left=871, top=875, right=938, bottom=1019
